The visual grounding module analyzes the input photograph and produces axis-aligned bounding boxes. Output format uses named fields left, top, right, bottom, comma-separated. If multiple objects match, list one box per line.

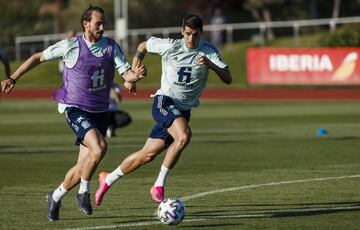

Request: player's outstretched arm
left=132, top=41, right=147, bottom=70
left=121, top=41, right=147, bottom=91
left=1, top=52, right=46, bottom=94
left=122, top=41, right=147, bottom=84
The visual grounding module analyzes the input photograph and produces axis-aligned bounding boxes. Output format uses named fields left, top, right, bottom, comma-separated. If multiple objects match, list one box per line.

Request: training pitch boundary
left=63, top=174, right=360, bottom=230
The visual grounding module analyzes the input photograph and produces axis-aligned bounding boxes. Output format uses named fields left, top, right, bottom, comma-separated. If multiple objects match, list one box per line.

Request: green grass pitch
left=1, top=99, right=360, bottom=229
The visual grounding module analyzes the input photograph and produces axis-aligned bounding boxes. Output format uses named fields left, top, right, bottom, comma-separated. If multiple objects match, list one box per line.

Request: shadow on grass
left=182, top=223, right=244, bottom=228
left=188, top=201, right=360, bottom=219
left=328, top=136, right=360, bottom=141
left=57, top=202, right=360, bottom=229
left=0, top=145, right=75, bottom=155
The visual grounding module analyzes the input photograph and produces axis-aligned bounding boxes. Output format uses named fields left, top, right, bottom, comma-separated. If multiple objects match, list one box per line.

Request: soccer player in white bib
left=95, top=15, right=232, bottom=205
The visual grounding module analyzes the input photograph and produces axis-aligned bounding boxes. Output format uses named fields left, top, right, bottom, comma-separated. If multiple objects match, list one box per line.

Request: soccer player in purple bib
left=1, top=5, right=145, bottom=221
left=95, top=15, right=232, bottom=206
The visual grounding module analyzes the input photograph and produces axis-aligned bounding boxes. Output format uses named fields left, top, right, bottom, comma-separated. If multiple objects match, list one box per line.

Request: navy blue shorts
left=149, top=95, right=191, bottom=147
left=65, top=107, right=108, bottom=145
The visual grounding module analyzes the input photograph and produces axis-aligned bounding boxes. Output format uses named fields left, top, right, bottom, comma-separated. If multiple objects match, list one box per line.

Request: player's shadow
left=190, top=131, right=276, bottom=144
left=193, top=139, right=257, bottom=144
left=187, top=201, right=360, bottom=219
left=0, top=145, right=76, bottom=155
left=328, top=136, right=360, bottom=141
left=182, top=223, right=244, bottom=228
left=65, top=201, right=360, bottom=228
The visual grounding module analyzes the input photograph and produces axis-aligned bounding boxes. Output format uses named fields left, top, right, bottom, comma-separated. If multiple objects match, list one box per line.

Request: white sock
left=78, top=177, right=90, bottom=194
left=52, top=183, right=67, bottom=202
left=105, top=167, right=125, bottom=186
left=154, top=165, right=170, bottom=187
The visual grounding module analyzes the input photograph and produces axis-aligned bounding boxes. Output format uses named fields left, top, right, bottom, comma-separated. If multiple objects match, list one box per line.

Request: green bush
left=320, top=23, right=360, bottom=47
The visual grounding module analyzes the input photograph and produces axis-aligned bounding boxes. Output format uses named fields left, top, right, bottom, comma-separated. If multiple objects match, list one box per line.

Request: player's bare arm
left=197, top=55, right=232, bottom=84
left=1, top=52, right=46, bottom=94
left=121, top=41, right=147, bottom=94
left=132, top=41, right=147, bottom=69
left=122, top=42, right=147, bottom=84
left=212, top=65, right=232, bottom=84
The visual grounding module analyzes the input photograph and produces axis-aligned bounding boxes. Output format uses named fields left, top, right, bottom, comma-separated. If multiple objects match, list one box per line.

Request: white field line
left=181, top=174, right=360, bottom=201
left=62, top=174, right=360, bottom=230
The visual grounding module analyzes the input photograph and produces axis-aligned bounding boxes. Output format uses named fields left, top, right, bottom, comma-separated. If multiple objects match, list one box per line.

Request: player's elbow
left=222, top=74, right=232, bottom=84
left=31, top=52, right=46, bottom=63
left=137, top=41, right=147, bottom=53
left=222, top=69, right=232, bottom=84
left=224, top=77, right=232, bottom=85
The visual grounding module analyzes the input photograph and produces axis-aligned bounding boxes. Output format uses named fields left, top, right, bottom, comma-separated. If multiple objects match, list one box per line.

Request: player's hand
left=1, top=78, right=16, bottom=94
left=197, top=53, right=215, bottom=69
left=124, top=81, right=137, bottom=95
left=133, top=65, right=147, bottom=80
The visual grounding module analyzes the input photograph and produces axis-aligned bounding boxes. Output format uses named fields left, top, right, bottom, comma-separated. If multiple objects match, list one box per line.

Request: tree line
left=1, top=0, right=359, bottom=47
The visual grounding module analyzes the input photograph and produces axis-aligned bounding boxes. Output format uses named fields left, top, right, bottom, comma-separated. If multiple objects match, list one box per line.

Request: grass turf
left=1, top=99, right=360, bottom=229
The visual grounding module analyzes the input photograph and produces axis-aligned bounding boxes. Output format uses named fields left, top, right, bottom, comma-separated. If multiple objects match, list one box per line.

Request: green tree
left=61, top=0, right=114, bottom=32
left=0, top=0, right=44, bottom=46
left=320, top=23, right=360, bottom=47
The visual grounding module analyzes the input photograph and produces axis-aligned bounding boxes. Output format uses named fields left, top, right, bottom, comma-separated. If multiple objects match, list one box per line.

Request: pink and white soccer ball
left=157, top=198, right=185, bottom=225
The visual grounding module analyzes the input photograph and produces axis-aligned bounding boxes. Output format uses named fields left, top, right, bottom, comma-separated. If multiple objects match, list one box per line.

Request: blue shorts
left=149, top=95, right=191, bottom=147
left=65, top=107, right=108, bottom=145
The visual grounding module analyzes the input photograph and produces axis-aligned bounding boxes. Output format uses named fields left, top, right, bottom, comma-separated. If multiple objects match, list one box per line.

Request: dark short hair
left=182, top=15, right=203, bottom=33
left=80, top=5, right=105, bottom=30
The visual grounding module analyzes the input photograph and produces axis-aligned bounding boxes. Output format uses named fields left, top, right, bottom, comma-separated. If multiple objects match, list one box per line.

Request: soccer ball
left=157, top=198, right=185, bottom=225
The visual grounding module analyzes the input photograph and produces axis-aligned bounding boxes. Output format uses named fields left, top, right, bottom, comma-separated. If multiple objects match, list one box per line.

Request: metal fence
left=14, top=16, right=360, bottom=61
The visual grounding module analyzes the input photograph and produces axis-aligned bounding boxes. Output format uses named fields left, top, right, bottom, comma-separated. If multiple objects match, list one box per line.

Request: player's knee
left=177, top=129, right=192, bottom=148
left=185, top=129, right=192, bottom=143
left=143, top=153, right=156, bottom=164
left=91, top=143, right=108, bottom=163
left=139, top=151, right=158, bottom=164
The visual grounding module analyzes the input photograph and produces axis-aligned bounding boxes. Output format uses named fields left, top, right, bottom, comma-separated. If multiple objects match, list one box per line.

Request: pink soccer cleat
left=95, top=171, right=110, bottom=206
left=150, top=186, right=164, bottom=203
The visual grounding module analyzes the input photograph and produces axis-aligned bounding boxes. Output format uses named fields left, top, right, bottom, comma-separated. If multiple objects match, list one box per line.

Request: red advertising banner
left=247, top=48, right=360, bottom=85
